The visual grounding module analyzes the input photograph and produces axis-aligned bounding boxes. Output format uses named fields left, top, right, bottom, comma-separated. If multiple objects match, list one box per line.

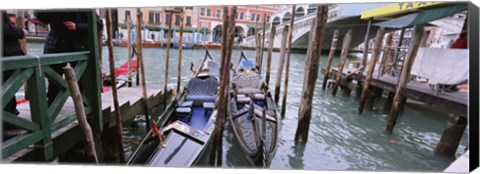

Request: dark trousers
left=3, top=70, right=19, bottom=115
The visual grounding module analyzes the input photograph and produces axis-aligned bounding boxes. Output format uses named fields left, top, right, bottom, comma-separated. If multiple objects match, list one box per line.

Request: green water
left=26, top=43, right=468, bottom=171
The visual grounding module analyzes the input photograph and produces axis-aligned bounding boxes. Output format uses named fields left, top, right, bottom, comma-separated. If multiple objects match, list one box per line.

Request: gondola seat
left=232, top=74, right=264, bottom=94
left=185, top=76, right=219, bottom=106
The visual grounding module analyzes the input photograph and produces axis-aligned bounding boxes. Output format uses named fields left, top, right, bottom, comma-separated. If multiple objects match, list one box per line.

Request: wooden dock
left=323, top=66, right=468, bottom=117
left=7, top=85, right=171, bottom=162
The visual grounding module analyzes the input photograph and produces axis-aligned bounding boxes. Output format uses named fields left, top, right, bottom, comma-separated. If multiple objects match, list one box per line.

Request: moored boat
left=228, top=52, right=279, bottom=167
left=127, top=50, right=220, bottom=167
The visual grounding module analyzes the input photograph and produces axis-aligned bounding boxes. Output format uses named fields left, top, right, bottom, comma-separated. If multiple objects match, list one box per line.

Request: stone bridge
left=241, top=4, right=389, bottom=51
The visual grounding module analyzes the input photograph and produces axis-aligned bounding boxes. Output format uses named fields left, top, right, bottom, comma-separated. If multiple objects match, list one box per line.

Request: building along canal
left=26, top=42, right=468, bottom=171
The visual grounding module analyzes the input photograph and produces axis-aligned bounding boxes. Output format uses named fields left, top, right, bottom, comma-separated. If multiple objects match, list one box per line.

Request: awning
left=360, top=2, right=448, bottom=19
left=118, top=24, right=211, bottom=33
left=373, top=4, right=467, bottom=28
left=247, top=24, right=270, bottom=30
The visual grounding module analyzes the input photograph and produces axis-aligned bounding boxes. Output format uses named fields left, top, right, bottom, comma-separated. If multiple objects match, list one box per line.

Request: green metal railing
left=1, top=10, right=102, bottom=161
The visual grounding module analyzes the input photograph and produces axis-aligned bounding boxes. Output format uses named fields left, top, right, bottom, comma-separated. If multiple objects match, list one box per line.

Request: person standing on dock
left=35, top=11, right=103, bottom=105
left=2, top=11, right=28, bottom=115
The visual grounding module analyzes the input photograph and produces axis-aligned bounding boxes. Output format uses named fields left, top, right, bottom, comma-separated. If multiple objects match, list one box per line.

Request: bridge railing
left=1, top=10, right=102, bottom=161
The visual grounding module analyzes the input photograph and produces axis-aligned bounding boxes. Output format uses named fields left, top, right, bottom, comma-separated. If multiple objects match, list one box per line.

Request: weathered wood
left=322, top=30, right=339, bottom=90
left=382, top=33, right=394, bottom=75
left=383, top=92, right=394, bottom=113
left=258, top=13, right=267, bottom=74
left=358, top=19, right=372, bottom=83
left=210, top=6, right=236, bottom=166
left=358, top=27, right=385, bottom=114
left=127, top=17, right=133, bottom=87
left=280, top=5, right=296, bottom=116
left=366, top=87, right=377, bottom=111
left=63, top=64, right=98, bottom=163
left=106, top=9, right=126, bottom=163
left=136, top=8, right=151, bottom=131
left=434, top=114, right=467, bottom=156
left=294, top=5, right=328, bottom=144
left=164, top=11, right=174, bottom=109
left=176, top=11, right=185, bottom=93
left=386, top=25, right=425, bottom=133
left=274, top=26, right=289, bottom=104
left=331, top=30, right=353, bottom=96
left=265, top=26, right=276, bottom=86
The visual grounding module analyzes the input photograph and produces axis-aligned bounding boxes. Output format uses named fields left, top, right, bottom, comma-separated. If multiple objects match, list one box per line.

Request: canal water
left=26, top=43, right=468, bottom=172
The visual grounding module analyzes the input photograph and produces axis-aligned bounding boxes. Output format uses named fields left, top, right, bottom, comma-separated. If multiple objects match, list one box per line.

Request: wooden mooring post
left=386, top=25, right=425, bottom=133
left=106, top=9, right=126, bottom=163
left=280, top=5, right=296, bottom=116
left=357, top=18, right=372, bottom=92
left=136, top=8, right=151, bottom=131
left=210, top=6, right=236, bottom=166
left=176, top=10, right=185, bottom=93
left=322, top=30, right=339, bottom=90
left=164, top=10, right=174, bottom=109
left=294, top=5, right=328, bottom=144
left=358, top=27, right=385, bottom=114
left=127, top=17, right=133, bottom=87
left=63, top=64, right=99, bottom=163
left=265, top=25, right=276, bottom=86
left=258, top=14, right=267, bottom=74
left=331, top=30, right=353, bottom=96
left=434, top=114, right=467, bottom=156
left=274, top=26, right=289, bottom=104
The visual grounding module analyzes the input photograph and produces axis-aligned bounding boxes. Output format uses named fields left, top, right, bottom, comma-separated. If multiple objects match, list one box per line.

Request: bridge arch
left=282, top=12, right=291, bottom=23
left=307, top=5, right=317, bottom=14
left=272, top=16, right=281, bottom=26
left=295, top=6, right=305, bottom=17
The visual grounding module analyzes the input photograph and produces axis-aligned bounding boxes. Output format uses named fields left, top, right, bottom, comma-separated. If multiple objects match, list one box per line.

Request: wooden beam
left=274, top=26, right=289, bottom=104
left=294, top=5, right=328, bottom=144
left=106, top=9, right=126, bottom=163
left=136, top=8, right=151, bottom=131
left=164, top=11, right=174, bottom=109
left=177, top=11, right=185, bottom=93
left=265, top=25, right=276, bottom=86
left=386, top=25, right=425, bottom=133
left=331, top=30, right=353, bottom=96
left=358, top=27, right=385, bottom=114
left=434, top=114, right=467, bottom=156
left=322, top=30, right=339, bottom=90
left=127, top=17, right=133, bottom=87
left=280, top=5, right=296, bottom=116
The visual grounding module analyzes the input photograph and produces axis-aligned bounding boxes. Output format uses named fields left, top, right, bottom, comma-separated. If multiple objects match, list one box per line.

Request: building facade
left=197, top=5, right=281, bottom=43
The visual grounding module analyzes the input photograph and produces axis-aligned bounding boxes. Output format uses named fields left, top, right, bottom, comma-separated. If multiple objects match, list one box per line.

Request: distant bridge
left=241, top=4, right=388, bottom=51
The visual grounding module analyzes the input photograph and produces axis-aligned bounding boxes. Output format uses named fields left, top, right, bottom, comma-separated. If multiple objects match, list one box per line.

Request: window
left=202, top=22, right=208, bottom=29
left=174, top=7, right=182, bottom=11
left=216, top=9, right=222, bottom=18
left=186, top=16, right=191, bottom=26
left=125, top=10, right=131, bottom=22
left=240, top=12, right=244, bottom=20
left=207, top=8, right=211, bottom=16
left=175, top=15, right=181, bottom=26
left=148, top=12, right=154, bottom=24
left=200, top=8, right=205, bottom=16
left=166, top=14, right=171, bottom=25
left=256, top=14, right=260, bottom=21
left=185, top=7, right=193, bottom=10
left=266, top=15, right=270, bottom=23
left=250, top=13, right=255, bottom=21
left=155, top=13, right=160, bottom=24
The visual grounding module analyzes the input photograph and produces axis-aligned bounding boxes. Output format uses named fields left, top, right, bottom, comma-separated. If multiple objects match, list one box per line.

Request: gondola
left=228, top=52, right=279, bottom=167
left=127, top=50, right=220, bottom=167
